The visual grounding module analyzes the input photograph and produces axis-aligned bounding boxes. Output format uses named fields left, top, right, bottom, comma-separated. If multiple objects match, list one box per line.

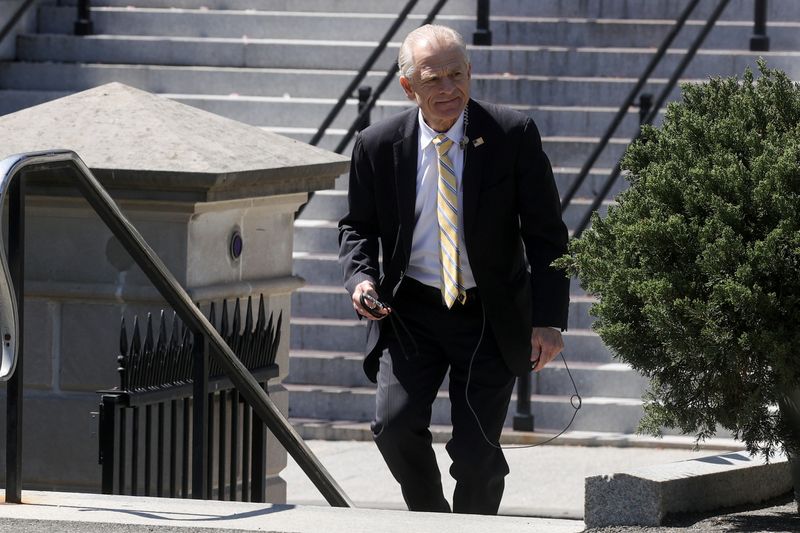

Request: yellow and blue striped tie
left=433, top=134, right=465, bottom=308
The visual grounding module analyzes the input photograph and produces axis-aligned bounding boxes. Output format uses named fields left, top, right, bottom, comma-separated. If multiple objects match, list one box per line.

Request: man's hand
left=352, top=280, right=391, bottom=320
left=530, top=327, right=564, bottom=372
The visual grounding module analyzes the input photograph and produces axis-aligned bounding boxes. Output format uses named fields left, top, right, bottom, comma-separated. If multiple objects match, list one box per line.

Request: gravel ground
left=585, top=493, right=800, bottom=533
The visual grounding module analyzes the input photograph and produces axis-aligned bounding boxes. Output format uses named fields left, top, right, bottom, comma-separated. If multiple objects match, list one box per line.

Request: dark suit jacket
left=338, top=99, right=569, bottom=382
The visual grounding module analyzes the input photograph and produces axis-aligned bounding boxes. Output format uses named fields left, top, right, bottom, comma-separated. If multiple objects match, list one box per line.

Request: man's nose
left=438, top=77, right=456, bottom=92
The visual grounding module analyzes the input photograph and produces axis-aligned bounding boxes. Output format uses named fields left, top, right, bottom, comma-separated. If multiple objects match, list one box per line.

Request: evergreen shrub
left=556, top=62, right=800, bottom=457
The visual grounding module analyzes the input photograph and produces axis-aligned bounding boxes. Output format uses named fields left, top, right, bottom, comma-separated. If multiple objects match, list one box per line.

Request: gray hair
left=397, top=24, right=469, bottom=79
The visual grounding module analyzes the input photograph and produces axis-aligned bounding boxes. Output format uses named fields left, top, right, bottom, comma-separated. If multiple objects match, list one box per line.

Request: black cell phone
left=360, top=293, right=387, bottom=318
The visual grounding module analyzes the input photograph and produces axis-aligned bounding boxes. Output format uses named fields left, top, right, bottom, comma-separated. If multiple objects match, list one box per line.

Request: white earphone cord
left=465, top=305, right=583, bottom=450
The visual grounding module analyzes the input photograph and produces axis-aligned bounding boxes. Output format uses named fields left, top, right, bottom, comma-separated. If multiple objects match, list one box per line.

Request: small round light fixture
left=229, top=231, right=243, bottom=260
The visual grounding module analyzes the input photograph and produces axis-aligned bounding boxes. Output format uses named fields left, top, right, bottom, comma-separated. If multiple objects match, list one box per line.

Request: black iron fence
left=99, top=296, right=281, bottom=500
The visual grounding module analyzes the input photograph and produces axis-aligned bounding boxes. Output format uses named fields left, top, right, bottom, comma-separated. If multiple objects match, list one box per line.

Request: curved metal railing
left=0, top=157, right=19, bottom=381
left=0, top=150, right=352, bottom=508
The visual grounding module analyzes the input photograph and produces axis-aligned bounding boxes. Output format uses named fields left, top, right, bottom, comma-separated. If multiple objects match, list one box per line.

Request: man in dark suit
left=338, top=24, right=569, bottom=515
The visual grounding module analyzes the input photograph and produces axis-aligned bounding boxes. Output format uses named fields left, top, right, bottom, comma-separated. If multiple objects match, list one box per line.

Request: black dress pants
left=371, top=277, right=516, bottom=515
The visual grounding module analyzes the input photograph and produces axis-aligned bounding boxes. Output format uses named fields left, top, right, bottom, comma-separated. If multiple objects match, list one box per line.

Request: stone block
left=584, top=451, right=793, bottom=527
left=60, top=301, right=155, bottom=391
left=21, top=298, right=55, bottom=388
left=26, top=200, right=189, bottom=287
left=266, top=474, right=287, bottom=504
left=0, top=392, right=101, bottom=492
left=239, top=203, right=297, bottom=280
left=187, top=199, right=301, bottom=289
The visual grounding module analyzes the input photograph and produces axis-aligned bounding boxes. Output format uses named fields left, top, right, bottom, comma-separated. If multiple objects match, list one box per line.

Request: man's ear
left=399, top=76, right=415, bottom=101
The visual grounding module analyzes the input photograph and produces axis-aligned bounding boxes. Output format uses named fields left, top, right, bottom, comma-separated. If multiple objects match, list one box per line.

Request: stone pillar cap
left=0, top=82, right=349, bottom=201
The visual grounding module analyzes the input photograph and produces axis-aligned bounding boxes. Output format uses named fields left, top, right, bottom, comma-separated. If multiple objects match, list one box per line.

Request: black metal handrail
left=75, top=0, right=93, bottom=36
left=0, top=0, right=36, bottom=48
left=515, top=0, right=739, bottom=431
left=296, top=0, right=450, bottom=218
left=751, top=0, right=770, bottom=51
left=473, top=0, right=491, bottom=45
left=559, top=0, right=703, bottom=211
left=334, top=0, right=449, bottom=155
left=0, top=150, right=352, bottom=507
left=309, top=0, right=421, bottom=147
left=571, top=0, right=733, bottom=239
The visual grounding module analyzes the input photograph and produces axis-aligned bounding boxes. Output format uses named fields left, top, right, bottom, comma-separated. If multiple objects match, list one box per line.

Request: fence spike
left=169, top=311, right=180, bottom=348
left=157, top=310, right=167, bottom=353
left=120, top=316, right=129, bottom=356
left=240, top=296, right=255, bottom=366
left=227, top=298, right=243, bottom=369
left=232, top=298, right=241, bottom=339
left=118, top=317, right=128, bottom=391
left=131, top=315, right=141, bottom=354
left=251, top=296, right=267, bottom=367
left=165, top=312, right=179, bottom=385
left=256, top=294, right=266, bottom=331
left=144, top=313, right=154, bottom=353
left=244, top=296, right=254, bottom=334
left=180, top=324, right=193, bottom=383
left=220, top=299, right=229, bottom=338
left=270, top=311, right=283, bottom=366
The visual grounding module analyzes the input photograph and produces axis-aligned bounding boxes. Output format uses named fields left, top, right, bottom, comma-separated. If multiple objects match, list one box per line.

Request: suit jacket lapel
left=393, top=109, right=418, bottom=263
left=462, top=99, right=487, bottom=236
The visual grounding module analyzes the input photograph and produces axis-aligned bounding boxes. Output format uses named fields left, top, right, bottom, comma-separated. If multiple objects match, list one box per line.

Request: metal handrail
left=296, top=0, right=449, bottom=218
left=309, top=0, right=420, bottom=147
left=751, top=0, right=770, bottom=51
left=0, top=150, right=352, bottom=507
left=559, top=0, right=703, bottom=211
left=334, top=0, right=449, bottom=155
left=571, top=0, right=733, bottom=239
left=0, top=0, right=37, bottom=48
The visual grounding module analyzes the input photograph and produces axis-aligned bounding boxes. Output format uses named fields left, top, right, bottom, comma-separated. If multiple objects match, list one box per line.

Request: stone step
left=160, top=96, right=649, bottom=139
left=37, top=6, right=800, bottom=50
left=57, top=0, right=800, bottom=21
left=295, top=189, right=348, bottom=221
left=15, top=34, right=800, bottom=78
left=296, top=171, right=625, bottom=222
left=290, top=317, right=615, bottom=362
left=287, top=349, right=646, bottom=398
left=0, top=89, right=64, bottom=116
left=293, top=252, right=342, bottom=286
left=286, top=382, right=645, bottom=434
left=293, top=254, right=593, bottom=299
left=290, top=258, right=596, bottom=299
left=283, top=131, right=629, bottom=176
left=0, top=62, right=689, bottom=107
left=0, top=86, right=651, bottom=140
left=293, top=199, right=611, bottom=253
left=292, top=285, right=599, bottom=330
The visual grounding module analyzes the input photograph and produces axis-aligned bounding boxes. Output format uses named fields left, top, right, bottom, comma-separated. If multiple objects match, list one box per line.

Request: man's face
left=400, top=39, right=471, bottom=132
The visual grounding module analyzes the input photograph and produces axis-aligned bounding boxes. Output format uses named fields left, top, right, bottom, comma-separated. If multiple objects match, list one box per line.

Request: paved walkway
left=3, top=435, right=776, bottom=533
left=283, top=436, right=742, bottom=519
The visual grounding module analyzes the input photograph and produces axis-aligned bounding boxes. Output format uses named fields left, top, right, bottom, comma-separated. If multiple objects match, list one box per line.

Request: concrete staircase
left=1, top=0, right=799, bottom=439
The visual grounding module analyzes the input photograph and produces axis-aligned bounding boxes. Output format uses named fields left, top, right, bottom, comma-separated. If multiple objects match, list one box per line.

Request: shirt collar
left=418, top=108, right=465, bottom=150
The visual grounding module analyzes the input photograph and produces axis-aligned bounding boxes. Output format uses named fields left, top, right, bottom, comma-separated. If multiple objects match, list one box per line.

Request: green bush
left=556, top=62, right=800, bottom=457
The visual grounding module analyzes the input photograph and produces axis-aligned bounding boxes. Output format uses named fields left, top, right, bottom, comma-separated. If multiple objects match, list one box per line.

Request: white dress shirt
left=405, top=109, right=476, bottom=291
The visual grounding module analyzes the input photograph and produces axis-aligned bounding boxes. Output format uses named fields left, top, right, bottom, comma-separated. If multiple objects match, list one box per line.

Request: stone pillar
left=0, top=83, right=349, bottom=498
